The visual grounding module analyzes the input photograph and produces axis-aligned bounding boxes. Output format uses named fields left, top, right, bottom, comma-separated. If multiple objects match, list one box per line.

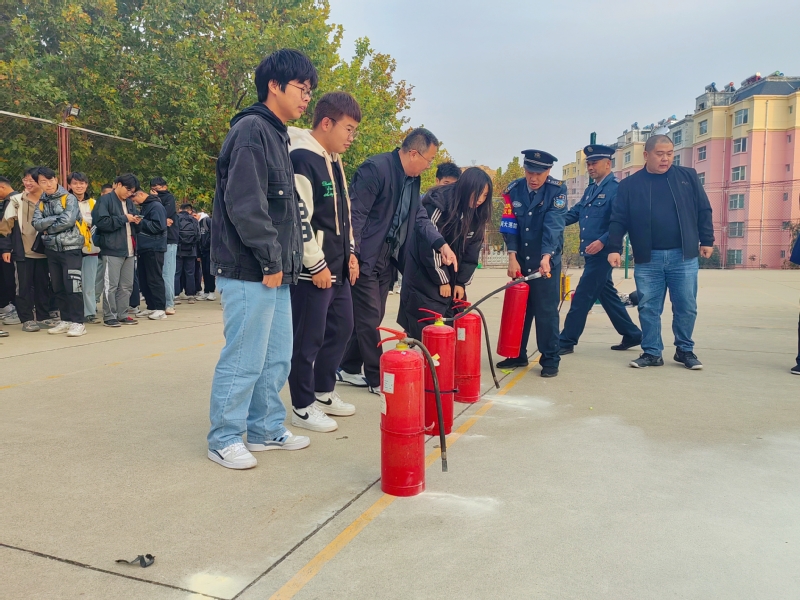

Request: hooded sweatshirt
left=288, top=127, right=354, bottom=284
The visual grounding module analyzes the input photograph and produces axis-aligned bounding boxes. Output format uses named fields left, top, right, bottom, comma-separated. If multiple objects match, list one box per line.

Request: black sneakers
left=792, top=365, right=800, bottom=375
left=674, top=350, right=703, bottom=370
left=496, top=357, right=529, bottom=369
left=558, top=346, right=574, bottom=355
left=629, top=353, right=664, bottom=368
left=611, top=337, right=642, bottom=351
left=541, top=366, right=559, bottom=378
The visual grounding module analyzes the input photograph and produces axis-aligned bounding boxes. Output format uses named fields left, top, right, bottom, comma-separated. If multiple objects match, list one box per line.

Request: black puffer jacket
left=156, top=189, right=179, bottom=244
left=91, top=192, right=137, bottom=257
left=211, top=103, right=302, bottom=284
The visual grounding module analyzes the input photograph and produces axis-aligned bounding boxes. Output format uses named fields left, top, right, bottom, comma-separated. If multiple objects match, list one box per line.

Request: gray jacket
left=32, top=185, right=84, bottom=252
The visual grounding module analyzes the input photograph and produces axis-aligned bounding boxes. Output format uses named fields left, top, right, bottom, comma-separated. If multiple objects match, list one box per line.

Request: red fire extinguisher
left=496, top=272, right=548, bottom=358
left=419, top=311, right=455, bottom=436
left=377, top=327, right=448, bottom=497
left=452, top=302, right=482, bottom=404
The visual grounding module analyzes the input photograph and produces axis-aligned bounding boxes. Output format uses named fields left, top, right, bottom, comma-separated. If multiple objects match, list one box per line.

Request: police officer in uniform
left=497, top=150, right=566, bottom=377
left=559, top=145, right=642, bottom=354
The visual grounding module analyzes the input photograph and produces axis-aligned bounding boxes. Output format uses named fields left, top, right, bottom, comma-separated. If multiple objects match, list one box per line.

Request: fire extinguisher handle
left=376, top=326, right=408, bottom=347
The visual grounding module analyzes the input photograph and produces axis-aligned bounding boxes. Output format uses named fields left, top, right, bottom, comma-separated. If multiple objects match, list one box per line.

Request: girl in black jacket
left=398, top=167, right=493, bottom=340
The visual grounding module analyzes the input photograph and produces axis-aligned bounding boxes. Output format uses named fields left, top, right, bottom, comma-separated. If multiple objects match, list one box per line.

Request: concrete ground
left=2, top=268, right=799, bottom=600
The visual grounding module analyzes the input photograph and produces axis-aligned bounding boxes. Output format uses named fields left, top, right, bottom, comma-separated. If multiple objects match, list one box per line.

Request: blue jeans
left=81, top=254, right=99, bottom=318
left=560, top=254, right=642, bottom=348
left=163, top=243, right=177, bottom=309
left=207, top=277, right=292, bottom=450
left=633, top=249, right=698, bottom=357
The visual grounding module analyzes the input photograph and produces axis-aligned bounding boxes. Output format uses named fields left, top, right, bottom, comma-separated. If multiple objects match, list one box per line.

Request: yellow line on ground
left=269, top=360, right=537, bottom=600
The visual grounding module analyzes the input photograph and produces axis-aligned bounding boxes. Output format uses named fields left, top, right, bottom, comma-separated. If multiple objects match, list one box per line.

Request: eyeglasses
left=414, top=150, right=435, bottom=165
left=286, top=82, right=312, bottom=100
left=329, top=117, right=359, bottom=141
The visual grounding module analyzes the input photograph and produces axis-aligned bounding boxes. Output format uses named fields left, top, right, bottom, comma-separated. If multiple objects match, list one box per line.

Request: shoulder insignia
left=546, top=176, right=563, bottom=186
left=503, top=179, right=521, bottom=194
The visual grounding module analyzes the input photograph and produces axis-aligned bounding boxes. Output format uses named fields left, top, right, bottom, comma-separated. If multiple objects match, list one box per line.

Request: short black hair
left=23, top=166, right=39, bottom=180
left=645, top=134, right=674, bottom=152
left=401, top=128, right=440, bottom=154
left=435, top=162, right=461, bottom=181
left=180, top=203, right=194, bottom=211
left=67, top=172, right=88, bottom=184
left=312, top=91, right=362, bottom=128
left=0, top=176, right=11, bottom=185
left=150, top=176, right=167, bottom=187
left=101, top=183, right=113, bottom=191
left=36, top=166, right=57, bottom=180
left=114, top=173, right=140, bottom=190
left=255, top=49, right=318, bottom=103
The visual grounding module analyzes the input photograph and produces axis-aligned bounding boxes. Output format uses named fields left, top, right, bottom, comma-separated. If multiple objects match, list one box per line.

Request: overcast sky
left=328, top=0, right=800, bottom=178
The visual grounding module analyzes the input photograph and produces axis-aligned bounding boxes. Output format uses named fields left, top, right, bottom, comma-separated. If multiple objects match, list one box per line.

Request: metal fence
left=0, top=110, right=169, bottom=195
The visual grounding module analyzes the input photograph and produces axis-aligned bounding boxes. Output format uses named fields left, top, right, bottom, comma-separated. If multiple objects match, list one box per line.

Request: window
left=732, top=166, right=746, bottom=181
left=624, top=151, right=631, bottom=164
left=698, top=102, right=706, bottom=110
left=624, top=171, right=630, bottom=178
left=673, top=130, right=683, bottom=145
left=697, top=146, right=707, bottom=161
left=784, top=193, right=790, bottom=201
left=733, top=137, right=747, bottom=153
left=611, top=157, right=616, bottom=168
left=729, top=193, right=745, bottom=209
left=698, top=173, right=705, bottom=186
left=781, top=250, right=787, bottom=258
left=789, top=135, right=793, bottom=143
left=728, top=222, right=744, bottom=237
left=699, top=120, right=708, bottom=135
left=727, top=249, right=743, bottom=265
left=787, top=164, right=791, bottom=172
left=783, top=221, right=792, bottom=230
left=673, top=154, right=681, bottom=167
left=734, top=108, right=749, bottom=126
left=790, top=105, right=794, bottom=114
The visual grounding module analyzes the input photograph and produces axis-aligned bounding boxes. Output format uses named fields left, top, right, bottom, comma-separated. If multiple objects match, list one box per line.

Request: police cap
left=583, top=144, right=615, bottom=161
left=522, top=149, right=557, bottom=173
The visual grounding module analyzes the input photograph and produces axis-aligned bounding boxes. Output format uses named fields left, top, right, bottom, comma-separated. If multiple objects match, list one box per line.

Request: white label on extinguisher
left=380, top=393, right=387, bottom=415
left=383, top=372, right=395, bottom=394
left=457, top=327, right=466, bottom=341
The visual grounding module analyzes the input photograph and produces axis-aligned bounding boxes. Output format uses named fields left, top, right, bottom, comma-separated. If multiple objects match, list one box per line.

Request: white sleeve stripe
left=429, top=208, right=449, bottom=285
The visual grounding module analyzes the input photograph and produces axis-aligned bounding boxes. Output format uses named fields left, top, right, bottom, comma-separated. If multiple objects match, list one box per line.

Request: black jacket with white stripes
left=397, top=184, right=484, bottom=339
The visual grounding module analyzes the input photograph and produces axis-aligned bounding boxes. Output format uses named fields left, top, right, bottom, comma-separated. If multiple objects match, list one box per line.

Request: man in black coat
left=337, top=128, right=458, bottom=392
left=607, top=134, right=714, bottom=370
left=131, top=189, right=168, bottom=320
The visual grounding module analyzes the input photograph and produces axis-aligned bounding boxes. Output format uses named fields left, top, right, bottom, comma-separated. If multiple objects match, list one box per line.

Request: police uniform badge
left=553, top=195, right=566, bottom=209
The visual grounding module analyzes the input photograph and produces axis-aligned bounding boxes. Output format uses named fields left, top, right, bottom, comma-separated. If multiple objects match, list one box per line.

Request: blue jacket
left=564, top=174, right=618, bottom=255
left=500, top=176, right=567, bottom=275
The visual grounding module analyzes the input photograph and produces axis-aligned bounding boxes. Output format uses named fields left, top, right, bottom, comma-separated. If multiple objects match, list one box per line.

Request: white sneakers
left=165, top=307, right=176, bottom=315
left=244, top=430, right=310, bottom=452
left=315, top=391, right=356, bottom=416
left=292, top=404, right=338, bottom=432
left=67, top=323, right=86, bottom=337
left=206, top=293, right=217, bottom=301
left=48, top=321, right=71, bottom=335
left=148, top=310, right=167, bottom=320
left=336, top=369, right=369, bottom=387
left=208, top=442, right=257, bottom=469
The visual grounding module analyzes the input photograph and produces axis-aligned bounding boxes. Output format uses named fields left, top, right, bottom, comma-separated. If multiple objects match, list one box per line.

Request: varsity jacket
left=289, top=127, right=354, bottom=284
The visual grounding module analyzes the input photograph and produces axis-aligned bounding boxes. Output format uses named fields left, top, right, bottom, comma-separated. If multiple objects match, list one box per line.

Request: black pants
left=289, top=280, right=354, bottom=408
left=139, top=251, right=166, bottom=311
left=175, top=255, right=197, bottom=296
left=0, top=259, right=15, bottom=307
left=200, top=251, right=215, bottom=293
left=16, top=257, right=51, bottom=323
left=796, top=313, right=800, bottom=367
left=340, top=253, right=396, bottom=388
left=129, top=257, right=140, bottom=308
left=45, top=249, right=83, bottom=323
left=517, top=261, right=562, bottom=369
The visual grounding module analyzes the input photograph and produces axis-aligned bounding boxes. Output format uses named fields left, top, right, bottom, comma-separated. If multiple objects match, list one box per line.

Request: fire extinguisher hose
left=469, top=304, right=500, bottom=389
left=406, top=338, right=448, bottom=473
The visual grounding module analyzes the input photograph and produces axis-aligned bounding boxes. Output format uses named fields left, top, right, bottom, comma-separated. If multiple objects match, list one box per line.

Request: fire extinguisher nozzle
left=441, top=455, right=448, bottom=472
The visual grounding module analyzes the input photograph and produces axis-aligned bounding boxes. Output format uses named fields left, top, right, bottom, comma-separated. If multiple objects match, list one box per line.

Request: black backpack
left=178, top=212, right=198, bottom=246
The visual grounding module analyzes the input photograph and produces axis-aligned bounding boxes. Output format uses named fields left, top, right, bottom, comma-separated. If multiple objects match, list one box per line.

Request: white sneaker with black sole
left=207, top=442, right=257, bottom=469
left=245, top=430, right=310, bottom=451
left=336, top=369, right=369, bottom=387
left=292, top=404, right=338, bottom=432
left=315, top=390, right=356, bottom=416
left=367, top=385, right=381, bottom=396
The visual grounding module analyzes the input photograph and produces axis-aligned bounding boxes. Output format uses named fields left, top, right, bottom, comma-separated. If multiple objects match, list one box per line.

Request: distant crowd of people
left=0, top=171, right=216, bottom=338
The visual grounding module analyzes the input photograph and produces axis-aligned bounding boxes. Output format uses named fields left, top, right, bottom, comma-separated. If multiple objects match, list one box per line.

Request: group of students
left=0, top=171, right=216, bottom=338
left=205, top=48, right=489, bottom=469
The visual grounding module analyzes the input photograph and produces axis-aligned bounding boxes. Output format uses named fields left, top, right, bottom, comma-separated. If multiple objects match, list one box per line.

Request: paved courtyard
left=2, top=268, right=799, bottom=599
